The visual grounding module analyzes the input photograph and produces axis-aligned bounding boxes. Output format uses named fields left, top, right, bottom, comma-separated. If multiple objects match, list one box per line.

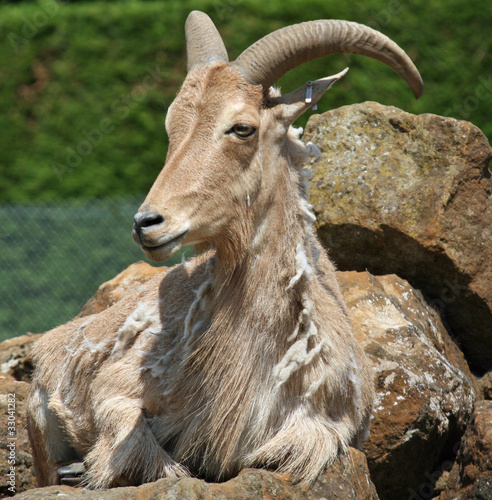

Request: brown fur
left=27, top=62, right=374, bottom=488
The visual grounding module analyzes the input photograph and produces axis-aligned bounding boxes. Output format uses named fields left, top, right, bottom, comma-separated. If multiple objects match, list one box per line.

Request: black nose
left=133, top=212, right=165, bottom=239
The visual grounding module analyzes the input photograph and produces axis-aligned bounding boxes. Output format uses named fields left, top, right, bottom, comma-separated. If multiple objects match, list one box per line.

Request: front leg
left=83, top=396, right=188, bottom=488
left=243, top=408, right=348, bottom=485
left=27, top=385, right=84, bottom=487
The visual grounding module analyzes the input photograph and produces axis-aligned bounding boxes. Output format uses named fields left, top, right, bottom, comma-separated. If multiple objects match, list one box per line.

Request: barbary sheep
left=27, top=11, right=423, bottom=488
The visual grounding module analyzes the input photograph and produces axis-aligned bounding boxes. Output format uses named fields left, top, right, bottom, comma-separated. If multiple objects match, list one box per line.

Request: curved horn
left=233, top=20, right=423, bottom=98
left=185, top=11, right=229, bottom=72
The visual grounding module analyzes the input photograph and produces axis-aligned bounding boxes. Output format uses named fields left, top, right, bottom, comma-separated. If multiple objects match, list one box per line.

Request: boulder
left=0, top=333, right=42, bottom=382
left=437, top=400, right=492, bottom=500
left=337, top=271, right=477, bottom=500
left=11, top=264, right=478, bottom=499
left=304, top=102, right=492, bottom=373
left=12, top=448, right=378, bottom=500
left=0, top=373, right=36, bottom=496
left=77, top=261, right=168, bottom=317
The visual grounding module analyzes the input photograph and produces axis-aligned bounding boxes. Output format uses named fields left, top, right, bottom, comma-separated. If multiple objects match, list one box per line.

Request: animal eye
left=228, top=124, right=256, bottom=138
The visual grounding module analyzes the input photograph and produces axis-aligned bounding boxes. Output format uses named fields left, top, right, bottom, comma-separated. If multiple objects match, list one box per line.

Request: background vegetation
left=1, top=0, right=491, bottom=338
left=1, top=0, right=491, bottom=202
left=0, top=198, right=187, bottom=340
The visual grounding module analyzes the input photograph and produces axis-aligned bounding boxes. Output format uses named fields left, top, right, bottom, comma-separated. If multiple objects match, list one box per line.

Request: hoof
left=58, top=462, right=85, bottom=486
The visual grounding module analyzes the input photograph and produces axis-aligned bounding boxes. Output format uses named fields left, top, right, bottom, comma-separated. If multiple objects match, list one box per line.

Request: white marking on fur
left=290, top=125, right=304, bottom=137
left=183, top=280, right=212, bottom=340
left=111, top=301, right=160, bottom=359
left=299, top=171, right=312, bottom=201
left=311, top=240, right=321, bottom=266
left=136, top=343, right=179, bottom=381
left=305, top=373, right=327, bottom=398
left=300, top=166, right=314, bottom=181
left=287, top=322, right=300, bottom=343
left=191, top=320, right=208, bottom=336
left=31, top=387, right=48, bottom=434
left=63, top=318, right=97, bottom=356
left=300, top=200, right=317, bottom=224
left=148, top=329, right=167, bottom=337
left=273, top=336, right=324, bottom=388
left=274, top=291, right=322, bottom=388
left=64, top=345, right=78, bottom=357
left=286, top=244, right=313, bottom=290
left=181, top=251, right=190, bottom=269
left=306, top=141, right=321, bottom=160
left=300, top=179, right=310, bottom=199
left=149, top=361, right=170, bottom=379
left=77, top=318, right=94, bottom=331
left=82, top=332, right=110, bottom=354
left=183, top=256, right=214, bottom=345
left=142, top=259, right=214, bottom=394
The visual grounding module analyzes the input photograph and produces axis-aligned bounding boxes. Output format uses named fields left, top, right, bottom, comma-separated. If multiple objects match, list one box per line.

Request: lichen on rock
left=304, top=101, right=492, bottom=373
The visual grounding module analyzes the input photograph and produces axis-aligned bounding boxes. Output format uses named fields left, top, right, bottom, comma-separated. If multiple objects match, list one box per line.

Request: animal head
left=133, top=11, right=423, bottom=262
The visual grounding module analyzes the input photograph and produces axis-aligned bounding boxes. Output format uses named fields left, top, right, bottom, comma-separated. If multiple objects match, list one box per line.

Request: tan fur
left=27, top=62, right=374, bottom=488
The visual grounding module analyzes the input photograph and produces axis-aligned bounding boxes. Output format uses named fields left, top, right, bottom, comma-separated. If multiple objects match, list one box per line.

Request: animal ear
left=272, top=68, right=349, bottom=125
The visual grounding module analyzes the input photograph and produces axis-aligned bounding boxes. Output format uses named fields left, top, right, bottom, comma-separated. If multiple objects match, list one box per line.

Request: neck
left=174, top=147, right=324, bottom=477
left=218, top=174, right=302, bottom=297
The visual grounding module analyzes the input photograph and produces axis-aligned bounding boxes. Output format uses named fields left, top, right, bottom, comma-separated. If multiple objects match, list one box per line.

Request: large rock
left=0, top=335, right=42, bottom=494
left=437, top=400, right=492, bottom=500
left=0, top=374, right=36, bottom=496
left=0, top=334, right=42, bottom=382
left=304, top=102, right=492, bottom=372
left=12, top=448, right=378, bottom=500
left=337, top=271, right=477, bottom=500
left=15, top=263, right=477, bottom=499
left=77, top=260, right=168, bottom=317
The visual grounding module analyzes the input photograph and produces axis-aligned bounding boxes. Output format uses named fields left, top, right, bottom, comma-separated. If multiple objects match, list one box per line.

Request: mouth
left=139, top=228, right=189, bottom=261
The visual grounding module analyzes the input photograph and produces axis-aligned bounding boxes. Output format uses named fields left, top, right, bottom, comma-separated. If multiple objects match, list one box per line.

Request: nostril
left=140, top=213, right=164, bottom=228
left=133, top=212, right=165, bottom=233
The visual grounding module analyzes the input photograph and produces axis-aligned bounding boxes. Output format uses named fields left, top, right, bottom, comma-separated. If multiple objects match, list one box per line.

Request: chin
left=140, top=240, right=184, bottom=263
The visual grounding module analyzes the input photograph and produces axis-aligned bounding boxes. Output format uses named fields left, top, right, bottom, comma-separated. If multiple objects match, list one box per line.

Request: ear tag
left=305, top=81, right=318, bottom=111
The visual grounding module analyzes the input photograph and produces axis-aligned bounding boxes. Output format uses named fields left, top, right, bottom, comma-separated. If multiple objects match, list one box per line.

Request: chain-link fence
left=0, top=197, right=182, bottom=341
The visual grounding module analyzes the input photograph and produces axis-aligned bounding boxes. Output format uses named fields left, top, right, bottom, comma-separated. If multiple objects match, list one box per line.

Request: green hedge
left=1, top=0, right=491, bottom=203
